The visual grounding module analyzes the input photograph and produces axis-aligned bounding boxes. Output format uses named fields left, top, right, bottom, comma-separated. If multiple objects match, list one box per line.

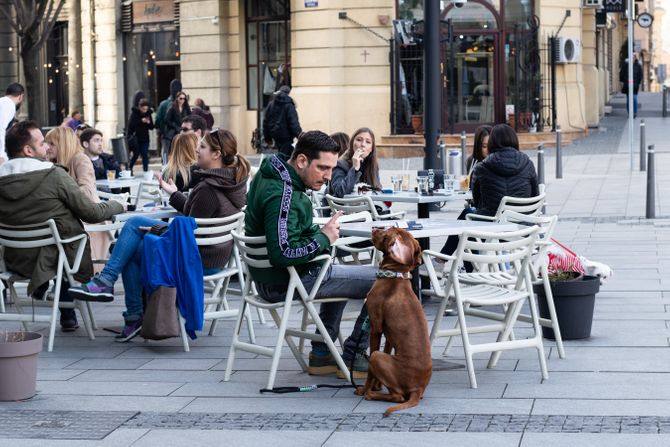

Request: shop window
left=246, top=0, right=290, bottom=111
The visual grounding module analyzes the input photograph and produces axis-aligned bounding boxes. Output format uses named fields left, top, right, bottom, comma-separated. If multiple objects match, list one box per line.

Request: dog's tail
left=383, top=391, right=421, bottom=417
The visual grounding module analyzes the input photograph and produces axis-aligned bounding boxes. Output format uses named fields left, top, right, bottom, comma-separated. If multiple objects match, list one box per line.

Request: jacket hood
left=258, top=153, right=306, bottom=191
left=169, top=79, right=182, bottom=99
left=131, top=90, right=146, bottom=108
left=481, top=147, right=532, bottom=178
left=196, top=167, right=248, bottom=210
left=274, top=92, right=294, bottom=105
left=0, top=160, right=57, bottom=200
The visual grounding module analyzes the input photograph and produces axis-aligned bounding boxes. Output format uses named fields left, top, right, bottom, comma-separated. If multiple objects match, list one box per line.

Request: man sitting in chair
left=0, top=121, right=124, bottom=331
left=245, top=130, right=375, bottom=379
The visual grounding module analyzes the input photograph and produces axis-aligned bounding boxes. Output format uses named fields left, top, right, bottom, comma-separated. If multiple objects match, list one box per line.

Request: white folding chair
left=132, top=181, right=161, bottom=207
left=178, top=212, right=255, bottom=351
left=0, top=220, right=95, bottom=351
left=325, top=194, right=406, bottom=221
left=465, top=192, right=546, bottom=223
left=225, top=231, right=352, bottom=390
left=422, top=225, right=548, bottom=388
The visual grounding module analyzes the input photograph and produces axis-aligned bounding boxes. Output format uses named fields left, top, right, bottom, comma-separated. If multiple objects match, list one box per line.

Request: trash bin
left=110, top=135, right=129, bottom=164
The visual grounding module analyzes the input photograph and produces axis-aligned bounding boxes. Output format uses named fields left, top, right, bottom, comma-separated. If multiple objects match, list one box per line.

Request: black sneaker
left=307, top=351, right=338, bottom=375
left=115, top=317, right=143, bottom=343
left=337, top=352, right=368, bottom=380
left=60, top=309, right=79, bottom=332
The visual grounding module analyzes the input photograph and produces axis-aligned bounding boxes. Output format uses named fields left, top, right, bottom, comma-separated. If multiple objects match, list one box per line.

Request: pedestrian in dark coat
left=262, top=85, right=302, bottom=157
left=126, top=98, right=154, bottom=173
left=620, top=55, right=643, bottom=117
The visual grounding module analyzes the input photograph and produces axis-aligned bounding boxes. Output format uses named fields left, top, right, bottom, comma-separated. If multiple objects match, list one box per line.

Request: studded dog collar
left=376, top=269, right=412, bottom=280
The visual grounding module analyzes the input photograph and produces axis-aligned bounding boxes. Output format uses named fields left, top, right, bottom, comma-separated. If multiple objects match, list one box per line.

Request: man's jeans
left=256, top=264, right=376, bottom=358
left=99, top=215, right=160, bottom=319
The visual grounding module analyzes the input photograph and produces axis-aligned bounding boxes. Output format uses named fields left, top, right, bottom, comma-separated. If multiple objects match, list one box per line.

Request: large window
left=246, top=0, right=290, bottom=111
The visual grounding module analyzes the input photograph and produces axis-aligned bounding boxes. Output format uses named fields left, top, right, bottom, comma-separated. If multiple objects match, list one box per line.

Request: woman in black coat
left=438, top=124, right=538, bottom=267
left=164, top=91, right=191, bottom=156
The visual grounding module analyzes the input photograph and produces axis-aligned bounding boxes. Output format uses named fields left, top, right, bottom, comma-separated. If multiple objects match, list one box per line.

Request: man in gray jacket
left=0, top=121, right=124, bottom=331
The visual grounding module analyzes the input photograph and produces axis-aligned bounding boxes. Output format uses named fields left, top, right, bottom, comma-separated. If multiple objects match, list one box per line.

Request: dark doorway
left=155, top=63, right=180, bottom=107
left=46, top=21, right=69, bottom=126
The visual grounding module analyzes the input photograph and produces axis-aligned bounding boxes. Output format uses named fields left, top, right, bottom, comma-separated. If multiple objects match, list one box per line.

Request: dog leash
left=259, top=301, right=370, bottom=394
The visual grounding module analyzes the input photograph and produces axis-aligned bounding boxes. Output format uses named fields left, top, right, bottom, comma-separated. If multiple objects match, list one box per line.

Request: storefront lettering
left=133, top=0, right=174, bottom=25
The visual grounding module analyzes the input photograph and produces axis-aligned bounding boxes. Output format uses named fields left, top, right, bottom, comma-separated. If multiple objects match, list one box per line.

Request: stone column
left=67, top=0, right=84, bottom=115
left=582, top=8, right=600, bottom=126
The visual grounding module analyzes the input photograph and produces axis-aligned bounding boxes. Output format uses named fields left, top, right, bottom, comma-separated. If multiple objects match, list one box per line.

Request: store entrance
left=154, top=63, right=180, bottom=107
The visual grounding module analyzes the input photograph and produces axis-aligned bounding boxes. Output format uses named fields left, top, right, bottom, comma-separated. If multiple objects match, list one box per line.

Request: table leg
left=416, top=203, right=431, bottom=302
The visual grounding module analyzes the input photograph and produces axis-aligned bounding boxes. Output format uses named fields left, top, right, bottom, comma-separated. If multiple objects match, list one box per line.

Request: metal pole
left=537, top=143, right=545, bottom=185
left=646, top=144, right=655, bottom=219
left=460, top=131, right=467, bottom=174
left=550, top=36, right=557, bottom=132
left=640, top=119, right=646, bottom=171
left=423, top=0, right=441, bottom=171
left=556, top=125, right=562, bottom=179
left=627, top=0, right=635, bottom=171
left=663, top=85, right=668, bottom=118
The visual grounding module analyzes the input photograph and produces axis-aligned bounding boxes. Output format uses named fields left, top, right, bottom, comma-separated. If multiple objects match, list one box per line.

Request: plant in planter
left=411, top=104, right=423, bottom=134
left=535, top=241, right=601, bottom=340
left=0, top=331, right=43, bottom=401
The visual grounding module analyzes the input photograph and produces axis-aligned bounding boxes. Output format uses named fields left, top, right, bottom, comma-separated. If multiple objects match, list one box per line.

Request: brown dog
left=354, top=227, right=432, bottom=416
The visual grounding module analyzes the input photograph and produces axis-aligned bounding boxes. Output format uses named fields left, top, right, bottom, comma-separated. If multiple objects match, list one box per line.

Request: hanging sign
left=637, top=12, right=653, bottom=28
left=133, top=0, right=175, bottom=25
left=603, top=0, right=625, bottom=13
left=305, top=0, right=318, bottom=7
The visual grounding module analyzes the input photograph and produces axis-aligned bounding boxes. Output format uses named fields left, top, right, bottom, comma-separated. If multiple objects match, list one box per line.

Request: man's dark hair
left=71, top=110, right=80, bottom=117
left=181, top=114, right=207, bottom=133
left=5, top=120, right=39, bottom=159
left=79, top=128, right=103, bottom=146
left=487, top=123, right=519, bottom=152
left=5, top=83, right=24, bottom=97
left=291, top=130, right=339, bottom=162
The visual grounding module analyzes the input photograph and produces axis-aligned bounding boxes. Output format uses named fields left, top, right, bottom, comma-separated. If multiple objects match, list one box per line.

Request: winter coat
left=155, top=80, right=182, bottom=132
left=168, top=167, right=247, bottom=269
left=620, top=60, right=643, bottom=95
left=0, top=158, right=123, bottom=294
left=244, top=154, right=329, bottom=286
left=191, top=106, right=214, bottom=130
left=164, top=105, right=191, bottom=140
left=127, top=107, right=155, bottom=143
left=328, top=159, right=381, bottom=198
left=262, top=92, right=302, bottom=145
left=90, top=153, right=120, bottom=180
left=472, top=147, right=539, bottom=217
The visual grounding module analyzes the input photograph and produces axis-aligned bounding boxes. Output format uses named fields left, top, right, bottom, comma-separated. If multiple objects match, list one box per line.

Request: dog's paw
left=354, top=386, right=366, bottom=396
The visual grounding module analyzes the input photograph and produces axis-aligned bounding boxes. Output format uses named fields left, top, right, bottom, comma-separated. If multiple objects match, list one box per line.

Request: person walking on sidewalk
left=0, top=83, right=25, bottom=165
left=126, top=99, right=154, bottom=174
left=245, top=130, right=375, bottom=379
left=620, top=54, right=643, bottom=118
left=262, top=85, right=302, bottom=157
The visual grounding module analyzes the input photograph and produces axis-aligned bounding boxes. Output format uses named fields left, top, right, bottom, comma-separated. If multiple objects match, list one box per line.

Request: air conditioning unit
left=553, top=37, right=581, bottom=64
left=583, top=0, right=603, bottom=8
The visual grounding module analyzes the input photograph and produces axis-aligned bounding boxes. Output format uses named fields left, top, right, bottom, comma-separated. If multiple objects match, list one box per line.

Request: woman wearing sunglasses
left=163, top=91, right=191, bottom=160
left=69, top=129, right=250, bottom=342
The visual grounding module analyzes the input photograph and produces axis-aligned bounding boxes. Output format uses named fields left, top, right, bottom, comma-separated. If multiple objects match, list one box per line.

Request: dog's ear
left=412, top=237, right=422, bottom=266
left=389, top=237, right=413, bottom=266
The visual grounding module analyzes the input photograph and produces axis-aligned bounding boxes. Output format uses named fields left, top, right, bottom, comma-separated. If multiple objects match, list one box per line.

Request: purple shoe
left=68, top=276, right=114, bottom=303
left=115, top=317, right=143, bottom=343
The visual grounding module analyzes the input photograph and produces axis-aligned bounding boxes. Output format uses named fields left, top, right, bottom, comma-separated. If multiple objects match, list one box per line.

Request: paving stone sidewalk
left=2, top=93, right=670, bottom=446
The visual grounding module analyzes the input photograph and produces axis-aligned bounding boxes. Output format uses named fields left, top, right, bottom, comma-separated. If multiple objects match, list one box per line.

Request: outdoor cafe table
left=346, top=190, right=473, bottom=219
left=339, top=217, right=519, bottom=371
left=95, top=178, right=144, bottom=190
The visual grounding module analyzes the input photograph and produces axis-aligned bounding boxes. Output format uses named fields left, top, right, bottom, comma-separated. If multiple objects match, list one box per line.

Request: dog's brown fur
left=354, top=227, right=432, bottom=416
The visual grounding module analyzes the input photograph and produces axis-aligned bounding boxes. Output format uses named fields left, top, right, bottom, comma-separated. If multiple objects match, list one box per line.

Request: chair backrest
left=494, top=192, right=546, bottom=220
left=500, top=210, right=557, bottom=272
left=231, top=230, right=273, bottom=269
left=325, top=194, right=386, bottom=221
left=453, top=225, right=540, bottom=282
left=0, top=220, right=58, bottom=250
left=193, top=212, right=245, bottom=247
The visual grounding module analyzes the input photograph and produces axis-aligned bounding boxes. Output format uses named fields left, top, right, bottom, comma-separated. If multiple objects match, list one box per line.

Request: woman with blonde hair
left=162, top=132, right=198, bottom=191
left=45, top=126, right=97, bottom=201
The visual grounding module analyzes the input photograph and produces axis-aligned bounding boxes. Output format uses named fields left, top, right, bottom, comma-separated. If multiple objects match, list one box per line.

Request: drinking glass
left=106, top=170, right=116, bottom=181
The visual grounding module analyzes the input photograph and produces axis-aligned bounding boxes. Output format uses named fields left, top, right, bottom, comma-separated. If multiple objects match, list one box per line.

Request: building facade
left=0, top=0, right=648, bottom=153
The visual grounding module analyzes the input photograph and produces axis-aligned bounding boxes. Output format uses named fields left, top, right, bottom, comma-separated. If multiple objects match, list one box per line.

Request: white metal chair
left=225, top=231, right=352, bottom=390
left=314, top=211, right=377, bottom=265
left=422, top=225, right=548, bottom=388
left=0, top=220, right=95, bottom=351
left=178, top=212, right=255, bottom=351
left=457, top=210, right=565, bottom=359
left=325, top=194, right=406, bottom=221
left=465, top=192, right=546, bottom=223
left=132, top=181, right=161, bottom=207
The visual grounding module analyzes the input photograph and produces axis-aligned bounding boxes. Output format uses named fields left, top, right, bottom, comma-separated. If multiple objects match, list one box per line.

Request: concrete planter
left=535, top=275, right=600, bottom=340
left=0, top=332, right=43, bottom=401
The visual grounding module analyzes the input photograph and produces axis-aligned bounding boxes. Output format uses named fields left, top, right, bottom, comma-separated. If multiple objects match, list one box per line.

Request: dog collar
left=376, top=270, right=412, bottom=280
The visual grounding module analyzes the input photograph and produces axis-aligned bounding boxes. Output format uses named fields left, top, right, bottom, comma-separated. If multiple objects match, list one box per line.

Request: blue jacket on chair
left=142, top=216, right=204, bottom=339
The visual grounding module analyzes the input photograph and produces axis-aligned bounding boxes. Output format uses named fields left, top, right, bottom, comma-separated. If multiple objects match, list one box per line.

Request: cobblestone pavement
left=0, top=410, right=137, bottom=440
